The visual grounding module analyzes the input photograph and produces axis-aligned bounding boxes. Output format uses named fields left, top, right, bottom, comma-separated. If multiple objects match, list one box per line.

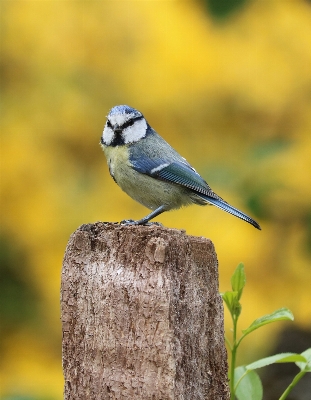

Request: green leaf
left=221, top=291, right=237, bottom=308
left=242, top=308, right=294, bottom=338
left=296, top=348, right=311, bottom=372
left=235, top=366, right=263, bottom=400
left=231, top=263, right=246, bottom=300
left=221, top=291, right=241, bottom=317
left=246, top=353, right=307, bottom=370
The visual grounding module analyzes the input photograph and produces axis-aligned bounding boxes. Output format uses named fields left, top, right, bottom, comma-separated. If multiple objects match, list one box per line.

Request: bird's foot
left=148, top=221, right=163, bottom=227
left=120, top=219, right=163, bottom=227
left=120, top=219, right=139, bottom=226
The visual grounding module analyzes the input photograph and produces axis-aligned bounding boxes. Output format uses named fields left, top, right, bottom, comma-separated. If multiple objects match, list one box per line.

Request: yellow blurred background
left=1, top=0, right=311, bottom=398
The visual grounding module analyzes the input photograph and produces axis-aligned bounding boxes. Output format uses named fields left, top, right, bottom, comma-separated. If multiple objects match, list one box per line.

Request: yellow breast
left=102, top=144, right=191, bottom=211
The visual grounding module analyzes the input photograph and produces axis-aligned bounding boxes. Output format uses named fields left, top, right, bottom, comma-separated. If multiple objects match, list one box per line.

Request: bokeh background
left=1, top=0, right=311, bottom=399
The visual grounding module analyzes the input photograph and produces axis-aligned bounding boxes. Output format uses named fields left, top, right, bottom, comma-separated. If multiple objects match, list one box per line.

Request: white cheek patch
left=102, top=125, right=115, bottom=145
left=123, top=118, right=147, bottom=144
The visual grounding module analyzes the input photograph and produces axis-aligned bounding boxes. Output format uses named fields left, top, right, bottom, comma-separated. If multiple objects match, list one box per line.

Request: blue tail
left=200, top=195, right=261, bottom=230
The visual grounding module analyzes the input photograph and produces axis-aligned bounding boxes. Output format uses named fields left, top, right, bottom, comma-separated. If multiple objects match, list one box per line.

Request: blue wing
left=131, top=155, right=261, bottom=230
left=131, top=156, right=217, bottom=196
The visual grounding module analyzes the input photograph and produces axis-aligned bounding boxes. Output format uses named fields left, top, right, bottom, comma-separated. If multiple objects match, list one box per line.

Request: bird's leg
left=121, top=205, right=166, bottom=226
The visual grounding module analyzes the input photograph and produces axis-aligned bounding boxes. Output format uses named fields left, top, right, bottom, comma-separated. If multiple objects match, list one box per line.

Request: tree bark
left=61, top=222, right=229, bottom=400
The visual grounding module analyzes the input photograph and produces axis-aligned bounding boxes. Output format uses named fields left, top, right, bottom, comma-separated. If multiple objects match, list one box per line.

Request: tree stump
left=61, top=222, right=229, bottom=400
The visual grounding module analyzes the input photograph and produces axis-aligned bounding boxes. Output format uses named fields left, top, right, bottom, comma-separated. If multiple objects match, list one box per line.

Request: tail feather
left=200, top=195, right=261, bottom=230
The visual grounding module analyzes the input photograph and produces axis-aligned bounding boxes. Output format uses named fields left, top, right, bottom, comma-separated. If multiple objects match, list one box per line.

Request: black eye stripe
left=121, top=115, right=143, bottom=130
left=106, top=115, right=143, bottom=132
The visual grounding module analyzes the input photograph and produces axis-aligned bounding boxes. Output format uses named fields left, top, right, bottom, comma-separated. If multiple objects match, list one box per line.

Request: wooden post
left=61, top=222, right=229, bottom=400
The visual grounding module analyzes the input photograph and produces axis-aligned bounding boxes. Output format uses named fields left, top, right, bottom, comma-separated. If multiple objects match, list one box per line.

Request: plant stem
left=230, top=315, right=238, bottom=400
left=279, top=370, right=306, bottom=400
left=225, top=336, right=233, bottom=351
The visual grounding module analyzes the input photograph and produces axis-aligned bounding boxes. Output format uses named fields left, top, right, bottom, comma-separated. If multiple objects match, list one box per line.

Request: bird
left=100, top=105, right=261, bottom=230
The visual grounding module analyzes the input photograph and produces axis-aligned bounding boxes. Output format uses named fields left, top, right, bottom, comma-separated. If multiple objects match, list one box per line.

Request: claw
left=120, top=219, right=139, bottom=226
left=120, top=219, right=163, bottom=227
left=148, top=221, right=163, bottom=227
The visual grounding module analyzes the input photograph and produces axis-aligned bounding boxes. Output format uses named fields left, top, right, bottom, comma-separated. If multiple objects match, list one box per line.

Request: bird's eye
left=122, top=119, right=135, bottom=130
left=107, top=120, right=113, bottom=129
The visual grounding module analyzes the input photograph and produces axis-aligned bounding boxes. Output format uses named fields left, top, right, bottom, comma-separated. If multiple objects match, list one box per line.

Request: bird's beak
left=114, top=125, right=122, bottom=134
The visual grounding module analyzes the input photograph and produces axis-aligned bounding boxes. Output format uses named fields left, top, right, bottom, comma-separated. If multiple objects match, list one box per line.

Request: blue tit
left=100, top=105, right=261, bottom=230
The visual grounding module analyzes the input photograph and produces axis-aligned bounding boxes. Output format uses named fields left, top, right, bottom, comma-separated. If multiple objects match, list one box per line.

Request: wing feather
left=131, top=156, right=219, bottom=199
left=130, top=155, right=261, bottom=229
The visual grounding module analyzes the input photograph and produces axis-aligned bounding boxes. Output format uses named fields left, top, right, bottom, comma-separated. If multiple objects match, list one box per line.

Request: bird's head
left=101, top=105, right=148, bottom=146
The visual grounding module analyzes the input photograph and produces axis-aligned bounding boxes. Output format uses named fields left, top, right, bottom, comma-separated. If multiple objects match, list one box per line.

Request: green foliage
left=242, top=308, right=294, bottom=338
left=246, top=353, right=307, bottom=370
left=222, top=262, right=245, bottom=318
left=250, top=139, right=292, bottom=161
left=221, top=264, right=311, bottom=400
left=231, top=262, right=246, bottom=298
left=0, top=234, right=40, bottom=338
left=235, top=367, right=262, bottom=400
left=203, top=0, right=248, bottom=19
